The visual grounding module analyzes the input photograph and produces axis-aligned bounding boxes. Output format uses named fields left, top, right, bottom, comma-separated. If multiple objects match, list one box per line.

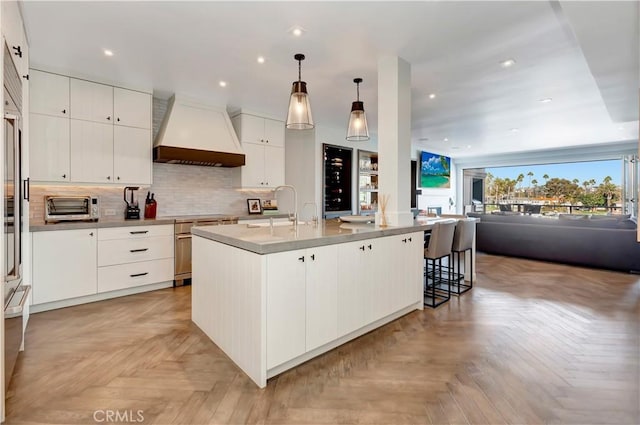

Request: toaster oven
left=45, top=196, right=99, bottom=223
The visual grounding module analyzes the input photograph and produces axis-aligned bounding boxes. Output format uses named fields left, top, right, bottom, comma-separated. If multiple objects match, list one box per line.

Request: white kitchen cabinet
left=113, top=88, right=151, bottom=129
left=97, top=224, right=174, bottom=294
left=30, top=70, right=153, bottom=184
left=2, top=0, right=28, bottom=75
left=266, top=244, right=339, bottom=369
left=304, top=245, right=338, bottom=351
left=70, top=78, right=114, bottom=124
left=336, top=234, right=420, bottom=338
left=30, top=70, right=69, bottom=118
left=29, top=114, right=70, bottom=182
left=232, top=113, right=285, bottom=147
left=231, top=113, right=286, bottom=188
left=264, top=146, right=285, bottom=187
left=113, top=126, right=152, bottom=184
left=32, top=229, right=97, bottom=305
left=70, top=120, right=114, bottom=183
left=266, top=249, right=306, bottom=369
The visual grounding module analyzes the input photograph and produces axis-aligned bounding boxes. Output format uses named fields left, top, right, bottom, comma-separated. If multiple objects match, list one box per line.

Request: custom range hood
left=153, top=95, right=245, bottom=167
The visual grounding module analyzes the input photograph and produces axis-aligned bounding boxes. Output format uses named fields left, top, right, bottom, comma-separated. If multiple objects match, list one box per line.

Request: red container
left=144, top=200, right=157, bottom=219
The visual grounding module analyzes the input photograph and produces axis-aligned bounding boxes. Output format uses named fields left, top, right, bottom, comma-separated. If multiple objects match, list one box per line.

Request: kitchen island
left=191, top=218, right=456, bottom=387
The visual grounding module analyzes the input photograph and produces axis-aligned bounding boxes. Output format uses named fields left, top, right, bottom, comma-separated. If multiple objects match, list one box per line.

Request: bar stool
left=451, top=219, right=475, bottom=295
left=424, top=221, right=456, bottom=308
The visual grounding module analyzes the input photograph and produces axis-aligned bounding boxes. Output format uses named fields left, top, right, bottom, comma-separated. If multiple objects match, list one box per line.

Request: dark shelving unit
left=323, top=144, right=352, bottom=218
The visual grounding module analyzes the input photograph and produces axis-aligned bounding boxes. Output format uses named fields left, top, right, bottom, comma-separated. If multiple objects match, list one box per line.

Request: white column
left=376, top=56, right=413, bottom=227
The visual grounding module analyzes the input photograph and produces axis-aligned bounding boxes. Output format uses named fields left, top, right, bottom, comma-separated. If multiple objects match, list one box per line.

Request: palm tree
left=582, top=180, right=590, bottom=193
left=531, top=179, right=538, bottom=197
left=527, top=171, right=534, bottom=198
left=516, top=173, right=525, bottom=199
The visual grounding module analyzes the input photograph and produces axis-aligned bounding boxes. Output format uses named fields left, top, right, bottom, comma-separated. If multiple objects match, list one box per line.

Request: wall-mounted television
left=420, top=151, right=451, bottom=188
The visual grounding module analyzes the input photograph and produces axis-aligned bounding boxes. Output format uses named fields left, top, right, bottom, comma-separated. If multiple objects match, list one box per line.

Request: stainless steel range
left=173, top=215, right=237, bottom=286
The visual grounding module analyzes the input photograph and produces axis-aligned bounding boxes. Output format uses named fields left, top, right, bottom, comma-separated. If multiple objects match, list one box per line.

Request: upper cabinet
left=2, top=0, right=28, bottom=75
left=231, top=112, right=286, bottom=188
left=70, top=79, right=114, bottom=124
left=113, top=88, right=151, bottom=129
left=30, top=70, right=70, bottom=118
left=29, top=70, right=152, bottom=185
left=232, top=113, right=285, bottom=147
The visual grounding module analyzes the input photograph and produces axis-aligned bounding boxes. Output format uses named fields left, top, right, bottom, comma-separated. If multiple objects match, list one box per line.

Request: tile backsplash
left=30, top=163, right=273, bottom=222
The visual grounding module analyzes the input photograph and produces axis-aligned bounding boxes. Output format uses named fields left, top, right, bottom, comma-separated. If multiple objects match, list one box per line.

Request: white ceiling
left=21, top=1, right=639, bottom=158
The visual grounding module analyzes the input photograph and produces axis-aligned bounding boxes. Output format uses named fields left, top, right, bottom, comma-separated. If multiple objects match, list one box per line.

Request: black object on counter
left=124, top=186, right=141, bottom=220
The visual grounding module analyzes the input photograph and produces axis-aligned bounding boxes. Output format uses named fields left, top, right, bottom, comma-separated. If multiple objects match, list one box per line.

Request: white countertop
left=192, top=218, right=455, bottom=254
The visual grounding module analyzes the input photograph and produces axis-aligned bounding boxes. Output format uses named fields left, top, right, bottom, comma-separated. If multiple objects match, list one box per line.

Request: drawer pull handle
left=130, top=272, right=148, bottom=278
left=408, top=237, right=412, bottom=242
left=298, top=256, right=305, bottom=262
left=130, top=248, right=148, bottom=253
left=368, top=244, right=372, bottom=250
left=359, top=245, right=365, bottom=251
left=129, top=230, right=149, bottom=235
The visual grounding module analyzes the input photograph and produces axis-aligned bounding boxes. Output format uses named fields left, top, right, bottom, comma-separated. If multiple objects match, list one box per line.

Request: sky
left=486, top=159, right=622, bottom=186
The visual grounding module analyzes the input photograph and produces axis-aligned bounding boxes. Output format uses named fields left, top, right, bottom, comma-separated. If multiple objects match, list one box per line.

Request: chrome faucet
left=274, top=185, right=298, bottom=227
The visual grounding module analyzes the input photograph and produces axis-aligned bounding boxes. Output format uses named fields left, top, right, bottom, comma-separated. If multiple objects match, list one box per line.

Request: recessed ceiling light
left=290, top=26, right=306, bottom=37
left=257, top=56, right=265, bottom=64
left=219, top=81, right=227, bottom=87
left=618, top=126, right=624, bottom=130
left=443, top=138, right=449, bottom=142
left=466, top=145, right=472, bottom=149
left=429, top=93, right=436, bottom=99
left=103, top=49, right=114, bottom=57
left=500, top=58, right=516, bottom=68
left=538, top=97, right=553, bottom=103
left=510, top=128, right=519, bottom=133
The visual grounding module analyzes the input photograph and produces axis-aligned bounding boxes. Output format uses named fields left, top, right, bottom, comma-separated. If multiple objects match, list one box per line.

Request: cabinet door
left=113, top=126, right=151, bottom=184
left=240, top=142, right=266, bottom=187
left=366, top=237, right=395, bottom=322
left=264, top=118, right=285, bottom=147
left=394, top=232, right=423, bottom=311
left=337, top=240, right=368, bottom=336
left=32, top=229, right=97, bottom=304
left=266, top=249, right=306, bottom=369
left=30, top=70, right=70, bottom=118
left=2, top=1, right=25, bottom=74
left=70, top=78, right=113, bottom=123
left=70, top=120, right=114, bottom=183
left=264, top=146, right=284, bottom=187
left=236, top=114, right=264, bottom=144
left=306, top=245, right=338, bottom=351
left=30, top=114, right=70, bottom=182
left=113, top=88, right=151, bottom=129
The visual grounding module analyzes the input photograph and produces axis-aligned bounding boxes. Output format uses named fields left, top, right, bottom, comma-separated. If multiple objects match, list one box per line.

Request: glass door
left=357, top=150, right=378, bottom=215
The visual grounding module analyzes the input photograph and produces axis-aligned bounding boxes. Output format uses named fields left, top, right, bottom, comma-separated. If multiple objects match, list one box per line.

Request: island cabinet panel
left=337, top=233, right=423, bottom=337
left=191, top=236, right=266, bottom=387
left=266, top=244, right=339, bottom=368
left=304, top=245, right=338, bottom=351
left=266, top=250, right=306, bottom=369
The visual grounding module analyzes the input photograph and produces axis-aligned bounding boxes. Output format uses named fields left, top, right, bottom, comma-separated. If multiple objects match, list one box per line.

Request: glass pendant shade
left=286, top=54, right=314, bottom=130
left=346, top=78, right=370, bottom=141
left=286, top=81, right=314, bottom=129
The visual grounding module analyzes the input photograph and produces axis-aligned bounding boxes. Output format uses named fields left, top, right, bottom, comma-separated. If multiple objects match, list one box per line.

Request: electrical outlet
left=104, top=209, right=116, bottom=216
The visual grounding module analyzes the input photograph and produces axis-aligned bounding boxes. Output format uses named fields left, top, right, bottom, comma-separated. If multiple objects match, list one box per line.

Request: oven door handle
left=176, top=234, right=192, bottom=240
left=5, top=285, right=31, bottom=315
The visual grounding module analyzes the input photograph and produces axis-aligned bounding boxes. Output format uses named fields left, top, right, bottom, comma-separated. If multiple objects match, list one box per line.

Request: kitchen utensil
left=123, top=186, right=140, bottom=220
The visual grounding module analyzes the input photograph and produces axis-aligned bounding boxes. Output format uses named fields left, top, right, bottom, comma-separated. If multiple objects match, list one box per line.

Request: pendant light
left=286, top=53, right=314, bottom=129
left=346, top=78, right=370, bottom=141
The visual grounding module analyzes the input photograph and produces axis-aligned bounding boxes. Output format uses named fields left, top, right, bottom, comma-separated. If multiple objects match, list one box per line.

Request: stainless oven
left=4, top=41, right=30, bottom=392
left=174, top=217, right=237, bottom=286
left=44, top=195, right=99, bottom=223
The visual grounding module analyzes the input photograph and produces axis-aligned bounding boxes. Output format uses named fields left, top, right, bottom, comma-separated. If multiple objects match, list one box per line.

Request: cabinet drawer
left=98, top=258, right=174, bottom=293
left=98, top=224, right=173, bottom=240
left=98, top=236, right=173, bottom=266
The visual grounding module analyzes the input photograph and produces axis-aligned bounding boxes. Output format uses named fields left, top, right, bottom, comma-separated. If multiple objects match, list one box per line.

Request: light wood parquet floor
left=5, top=253, right=640, bottom=424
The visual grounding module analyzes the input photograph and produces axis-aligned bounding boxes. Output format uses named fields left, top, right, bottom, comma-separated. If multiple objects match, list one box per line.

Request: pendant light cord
left=356, top=81, right=360, bottom=102
left=298, top=58, right=302, bottom=82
